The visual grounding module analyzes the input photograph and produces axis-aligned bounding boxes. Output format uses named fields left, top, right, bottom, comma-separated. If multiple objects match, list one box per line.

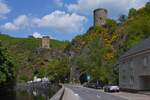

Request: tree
left=106, top=19, right=118, bottom=33
left=0, top=43, right=15, bottom=85
left=118, top=15, right=128, bottom=24
left=47, top=57, right=69, bottom=83
left=145, top=1, right=150, bottom=11
left=128, top=8, right=137, bottom=18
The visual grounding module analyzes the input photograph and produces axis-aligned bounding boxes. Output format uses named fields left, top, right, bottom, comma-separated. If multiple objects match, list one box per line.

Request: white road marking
left=97, top=94, right=101, bottom=98
left=74, top=93, right=79, bottom=96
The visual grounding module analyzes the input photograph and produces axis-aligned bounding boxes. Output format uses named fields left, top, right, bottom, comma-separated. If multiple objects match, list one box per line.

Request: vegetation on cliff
left=67, top=24, right=118, bottom=84
left=67, top=1, right=150, bottom=84
left=0, top=34, right=69, bottom=82
left=0, top=42, right=15, bottom=85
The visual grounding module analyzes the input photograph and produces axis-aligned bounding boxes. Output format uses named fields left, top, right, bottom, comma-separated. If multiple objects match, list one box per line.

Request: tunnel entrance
left=79, top=73, right=88, bottom=84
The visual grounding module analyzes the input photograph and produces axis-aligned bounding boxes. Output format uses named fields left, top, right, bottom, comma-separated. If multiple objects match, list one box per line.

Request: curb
left=50, top=87, right=65, bottom=100
left=62, top=88, right=81, bottom=100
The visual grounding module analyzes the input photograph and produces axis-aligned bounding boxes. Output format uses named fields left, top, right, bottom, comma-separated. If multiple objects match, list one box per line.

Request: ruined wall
left=42, top=36, right=50, bottom=48
left=93, top=8, right=107, bottom=26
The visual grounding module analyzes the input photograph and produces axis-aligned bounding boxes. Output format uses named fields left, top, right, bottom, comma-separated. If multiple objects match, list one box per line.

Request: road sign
left=87, top=75, right=91, bottom=81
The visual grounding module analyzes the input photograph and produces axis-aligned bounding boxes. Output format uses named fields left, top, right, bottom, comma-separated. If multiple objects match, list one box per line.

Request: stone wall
left=119, top=49, right=150, bottom=91
left=93, top=8, right=107, bottom=26
left=42, top=36, right=50, bottom=48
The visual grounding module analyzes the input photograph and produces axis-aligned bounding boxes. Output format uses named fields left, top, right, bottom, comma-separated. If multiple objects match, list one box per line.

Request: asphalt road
left=66, top=85, right=127, bottom=100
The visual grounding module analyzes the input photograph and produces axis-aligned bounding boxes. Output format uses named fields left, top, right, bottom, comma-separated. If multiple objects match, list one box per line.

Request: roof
left=121, top=37, right=150, bottom=58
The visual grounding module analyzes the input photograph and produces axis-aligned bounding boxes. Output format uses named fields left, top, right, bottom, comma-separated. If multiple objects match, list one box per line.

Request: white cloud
left=1, top=10, right=87, bottom=34
left=53, top=0, right=64, bottom=7
left=32, top=32, right=56, bottom=39
left=67, top=0, right=101, bottom=13
left=32, top=32, right=43, bottom=38
left=0, top=0, right=11, bottom=18
left=1, top=15, right=29, bottom=30
left=14, top=15, right=29, bottom=27
left=32, top=10, right=87, bottom=33
left=1, top=22, right=18, bottom=30
left=131, top=0, right=149, bottom=9
left=66, top=0, right=149, bottom=19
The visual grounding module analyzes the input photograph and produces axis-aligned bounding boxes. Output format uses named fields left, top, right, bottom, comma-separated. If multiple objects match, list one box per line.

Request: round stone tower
left=93, top=8, right=107, bottom=26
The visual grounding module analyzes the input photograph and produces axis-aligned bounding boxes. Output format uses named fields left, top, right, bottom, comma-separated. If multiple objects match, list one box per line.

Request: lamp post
left=67, top=51, right=74, bottom=84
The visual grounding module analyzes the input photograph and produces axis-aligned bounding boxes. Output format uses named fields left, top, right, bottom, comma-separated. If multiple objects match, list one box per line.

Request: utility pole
left=68, top=51, right=74, bottom=84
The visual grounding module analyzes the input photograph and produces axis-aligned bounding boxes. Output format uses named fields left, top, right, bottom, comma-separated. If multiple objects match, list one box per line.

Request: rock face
left=93, top=8, right=107, bottom=26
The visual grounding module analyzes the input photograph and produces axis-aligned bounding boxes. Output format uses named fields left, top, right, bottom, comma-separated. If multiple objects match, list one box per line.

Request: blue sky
left=0, top=0, right=149, bottom=41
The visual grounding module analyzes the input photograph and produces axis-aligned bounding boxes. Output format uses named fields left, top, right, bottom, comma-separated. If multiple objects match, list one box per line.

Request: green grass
left=0, top=34, right=69, bottom=50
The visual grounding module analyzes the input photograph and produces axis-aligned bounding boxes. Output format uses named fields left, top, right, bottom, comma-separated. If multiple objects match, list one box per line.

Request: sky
left=0, top=0, right=149, bottom=41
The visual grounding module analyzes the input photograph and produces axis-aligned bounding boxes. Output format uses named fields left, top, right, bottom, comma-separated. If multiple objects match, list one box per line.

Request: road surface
left=65, top=85, right=127, bottom=100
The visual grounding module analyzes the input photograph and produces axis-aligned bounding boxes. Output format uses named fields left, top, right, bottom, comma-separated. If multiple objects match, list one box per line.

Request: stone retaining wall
left=50, top=87, right=81, bottom=100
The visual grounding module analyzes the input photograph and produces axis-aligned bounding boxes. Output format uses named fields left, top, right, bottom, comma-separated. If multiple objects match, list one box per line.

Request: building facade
left=93, top=8, right=107, bottom=26
left=119, top=37, right=150, bottom=91
left=42, top=36, right=50, bottom=48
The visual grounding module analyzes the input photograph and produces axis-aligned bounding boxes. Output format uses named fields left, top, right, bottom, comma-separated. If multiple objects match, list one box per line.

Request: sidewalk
left=99, top=90, right=150, bottom=100
left=138, top=91, right=150, bottom=95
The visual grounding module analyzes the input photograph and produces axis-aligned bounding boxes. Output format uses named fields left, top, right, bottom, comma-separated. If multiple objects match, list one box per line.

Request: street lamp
left=67, top=51, right=75, bottom=84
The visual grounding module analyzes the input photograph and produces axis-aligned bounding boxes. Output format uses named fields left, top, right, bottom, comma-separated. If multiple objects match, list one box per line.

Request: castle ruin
left=42, top=36, right=50, bottom=48
left=93, top=8, right=107, bottom=26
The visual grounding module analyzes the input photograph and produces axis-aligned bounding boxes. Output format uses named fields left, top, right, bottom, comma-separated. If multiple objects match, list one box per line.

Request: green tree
left=47, top=58, right=69, bottom=82
left=118, top=15, right=128, bottom=24
left=145, top=2, right=150, bottom=11
left=128, top=8, right=137, bottom=18
left=106, top=19, right=118, bottom=33
left=0, top=43, right=15, bottom=85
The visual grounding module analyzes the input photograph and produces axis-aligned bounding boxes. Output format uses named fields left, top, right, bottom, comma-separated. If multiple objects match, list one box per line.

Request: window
left=121, top=69, right=126, bottom=82
left=99, top=17, right=102, bottom=20
left=130, top=60, right=134, bottom=68
left=130, top=75, right=134, bottom=85
left=143, top=56, right=148, bottom=67
left=122, top=75, right=126, bottom=80
left=128, top=61, right=134, bottom=72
